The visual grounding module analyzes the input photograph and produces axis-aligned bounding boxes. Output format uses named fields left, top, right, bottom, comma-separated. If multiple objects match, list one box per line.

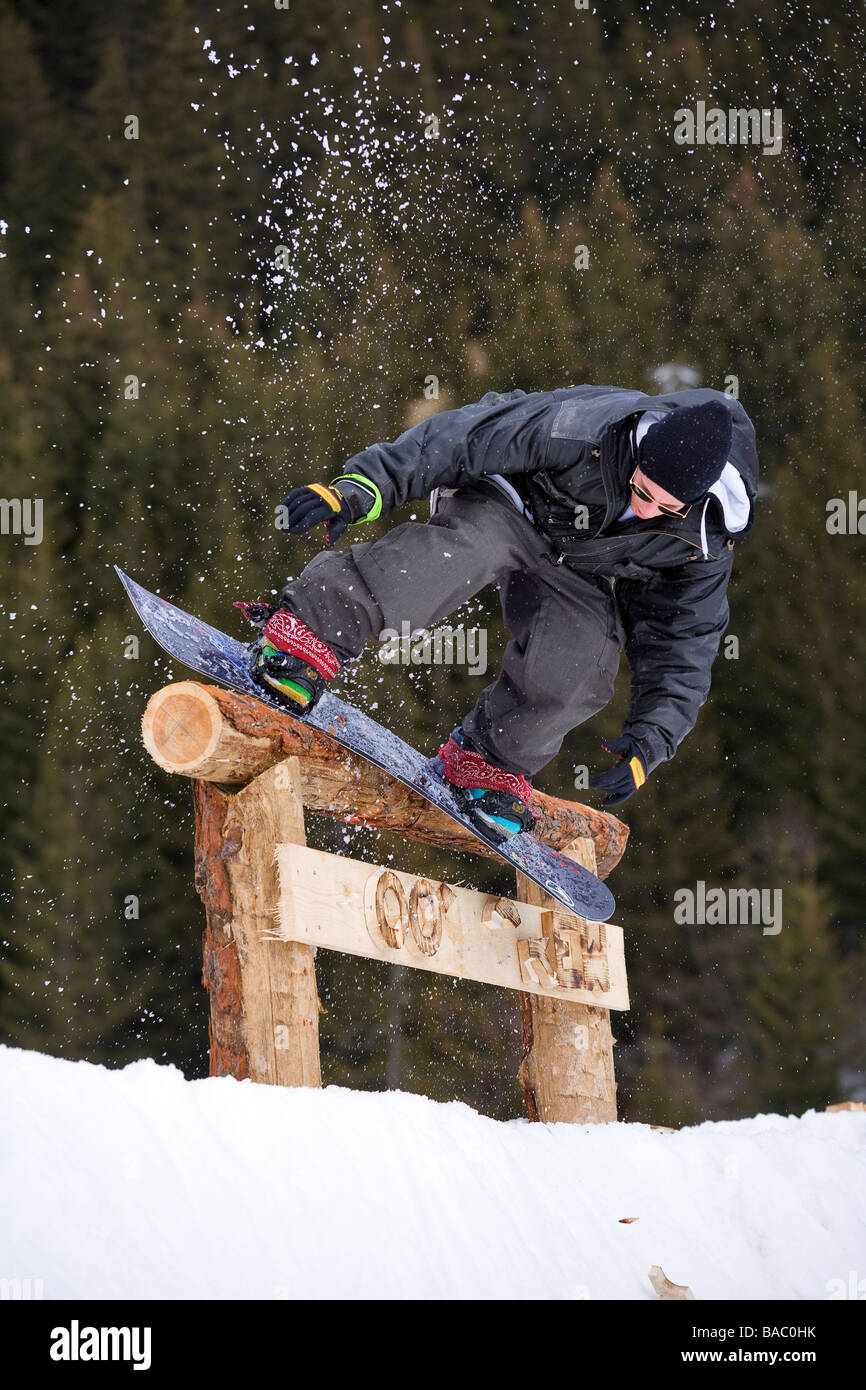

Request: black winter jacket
left=338, top=385, right=759, bottom=773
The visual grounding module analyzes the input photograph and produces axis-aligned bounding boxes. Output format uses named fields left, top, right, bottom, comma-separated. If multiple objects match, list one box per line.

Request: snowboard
left=116, top=567, right=615, bottom=921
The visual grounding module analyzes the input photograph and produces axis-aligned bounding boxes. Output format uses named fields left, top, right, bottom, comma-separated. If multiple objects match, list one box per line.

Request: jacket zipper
left=639, top=529, right=719, bottom=560
left=552, top=530, right=719, bottom=566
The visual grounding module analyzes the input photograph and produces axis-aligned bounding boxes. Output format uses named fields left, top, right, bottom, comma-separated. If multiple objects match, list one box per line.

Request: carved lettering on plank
left=368, top=871, right=455, bottom=956
left=518, top=910, right=610, bottom=993
left=373, top=870, right=408, bottom=949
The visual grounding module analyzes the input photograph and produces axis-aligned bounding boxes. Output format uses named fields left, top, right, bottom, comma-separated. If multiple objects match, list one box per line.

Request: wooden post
left=193, top=756, right=321, bottom=1087
left=517, top=836, right=618, bottom=1124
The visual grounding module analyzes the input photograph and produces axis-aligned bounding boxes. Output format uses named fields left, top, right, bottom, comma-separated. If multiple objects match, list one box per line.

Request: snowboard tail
left=115, top=567, right=615, bottom=921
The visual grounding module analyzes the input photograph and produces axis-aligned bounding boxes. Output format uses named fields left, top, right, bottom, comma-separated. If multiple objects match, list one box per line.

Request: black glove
left=589, top=734, right=648, bottom=807
left=279, top=477, right=378, bottom=546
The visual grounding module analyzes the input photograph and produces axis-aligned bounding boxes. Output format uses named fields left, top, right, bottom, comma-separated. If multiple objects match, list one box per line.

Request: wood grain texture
left=143, top=681, right=629, bottom=877
left=274, top=842, right=628, bottom=1009
left=193, top=756, right=322, bottom=1087
left=517, top=836, right=619, bottom=1125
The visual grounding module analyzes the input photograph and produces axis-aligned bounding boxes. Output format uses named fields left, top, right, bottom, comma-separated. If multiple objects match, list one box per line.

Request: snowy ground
left=1, top=1045, right=864, bottom=1300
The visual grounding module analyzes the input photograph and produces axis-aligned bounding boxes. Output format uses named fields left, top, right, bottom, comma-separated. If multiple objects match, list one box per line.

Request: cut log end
left=144, top=683, right=219, bottom=771
left=143, top=681, right=273, bottom=784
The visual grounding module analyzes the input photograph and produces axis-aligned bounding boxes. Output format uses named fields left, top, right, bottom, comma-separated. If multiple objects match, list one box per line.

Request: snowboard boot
left=235, top=601, right=340, bottom=712
left=430, top=727, right=538, bottom=838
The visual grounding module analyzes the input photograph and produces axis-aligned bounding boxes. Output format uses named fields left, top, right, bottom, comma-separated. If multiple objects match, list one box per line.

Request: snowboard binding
left=235, top=601, right=339, bottom=714
left=429, top=728, right=538, bottom=840
left=455, top=786, right=538, bottom=841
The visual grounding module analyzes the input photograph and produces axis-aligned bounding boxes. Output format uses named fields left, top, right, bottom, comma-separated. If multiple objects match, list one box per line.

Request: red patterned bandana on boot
left=436, top=735, right=534, bottom=802
left=262, top=609, right=341, bottom=679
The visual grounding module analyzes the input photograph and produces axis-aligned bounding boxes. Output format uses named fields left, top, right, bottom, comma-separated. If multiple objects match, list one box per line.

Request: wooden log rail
left=142, top=681, right=628, bottom=877
left=141, top=681, right=628, bottom=1123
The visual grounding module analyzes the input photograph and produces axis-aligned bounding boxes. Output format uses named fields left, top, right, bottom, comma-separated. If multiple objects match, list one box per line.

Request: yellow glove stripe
left=629, top=756, right=646, bottom=789
left=308, top=483, right=343, bottom=513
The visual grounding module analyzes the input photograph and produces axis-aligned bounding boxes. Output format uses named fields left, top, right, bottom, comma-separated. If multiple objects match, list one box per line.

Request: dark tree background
left=1, top=0, right=863, bottom=1124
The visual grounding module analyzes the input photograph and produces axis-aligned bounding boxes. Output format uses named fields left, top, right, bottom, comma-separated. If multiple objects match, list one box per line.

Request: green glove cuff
left=331, top=472, right=383, bottom=523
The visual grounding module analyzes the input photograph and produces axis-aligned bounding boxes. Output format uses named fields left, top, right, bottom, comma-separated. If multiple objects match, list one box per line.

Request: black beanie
left=639, top=400, right=733, bottom=503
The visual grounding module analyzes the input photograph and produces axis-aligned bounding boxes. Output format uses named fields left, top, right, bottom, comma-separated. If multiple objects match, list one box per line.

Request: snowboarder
left=246, top=386, right=758, bottom=835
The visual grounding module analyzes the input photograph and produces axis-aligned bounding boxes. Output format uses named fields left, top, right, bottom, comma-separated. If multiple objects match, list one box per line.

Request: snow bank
left=1, top=1045, right=863, bottom=1300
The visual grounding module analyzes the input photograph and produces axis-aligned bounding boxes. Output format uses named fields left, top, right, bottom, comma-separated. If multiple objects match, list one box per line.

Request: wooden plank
left=517, top=837, right=620, bottom=1124
left=274, top=842, right=628, bottom=1010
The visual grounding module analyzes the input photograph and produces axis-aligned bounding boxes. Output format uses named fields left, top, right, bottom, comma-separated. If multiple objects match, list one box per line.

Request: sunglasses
left=629, top=468, right=692, bottom=519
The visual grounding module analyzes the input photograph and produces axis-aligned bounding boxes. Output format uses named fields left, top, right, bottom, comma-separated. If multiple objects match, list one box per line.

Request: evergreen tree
left=744, top=851, right=849, bottom=1116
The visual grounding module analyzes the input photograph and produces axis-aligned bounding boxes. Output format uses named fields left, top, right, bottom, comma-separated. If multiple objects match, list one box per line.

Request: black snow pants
left=280, top=483, right=623, bottom=778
